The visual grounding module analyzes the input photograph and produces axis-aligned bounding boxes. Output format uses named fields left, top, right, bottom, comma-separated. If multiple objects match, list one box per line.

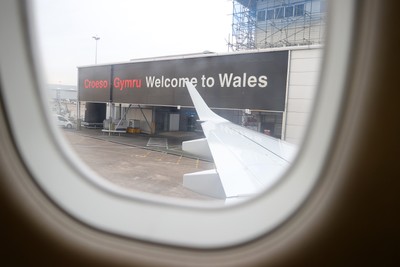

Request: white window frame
left=0, top=0, right=355, bottom=248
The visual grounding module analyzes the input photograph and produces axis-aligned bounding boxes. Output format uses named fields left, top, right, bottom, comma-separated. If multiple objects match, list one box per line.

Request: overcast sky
left=33, top=0, right=233, bottom=85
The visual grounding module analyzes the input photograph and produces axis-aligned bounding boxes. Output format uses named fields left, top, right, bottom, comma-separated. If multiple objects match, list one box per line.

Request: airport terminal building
left=77, top=0, right=325, bottom=144
left=77, top=46, right=322, bottom=145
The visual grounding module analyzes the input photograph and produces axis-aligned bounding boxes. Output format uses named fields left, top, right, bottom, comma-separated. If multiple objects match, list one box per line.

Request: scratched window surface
left=33, top=0, right=326, bottom=201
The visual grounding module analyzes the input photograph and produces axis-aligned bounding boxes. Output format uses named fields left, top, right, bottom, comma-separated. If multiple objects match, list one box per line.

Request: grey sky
left=33, top=0, right=233, bottom=85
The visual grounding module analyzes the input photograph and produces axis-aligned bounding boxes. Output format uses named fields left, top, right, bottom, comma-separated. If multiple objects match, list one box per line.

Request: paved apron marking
left=146, top=138, right=168, bottom=149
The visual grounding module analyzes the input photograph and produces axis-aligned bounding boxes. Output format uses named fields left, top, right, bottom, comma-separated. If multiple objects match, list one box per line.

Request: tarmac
left=74, top=127, right=211, bottom=161
left=62, top=127, right=217, bottom=201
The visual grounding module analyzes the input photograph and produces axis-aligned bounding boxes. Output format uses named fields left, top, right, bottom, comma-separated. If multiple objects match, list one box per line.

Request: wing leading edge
left=183, top=82, right=297, bottom=199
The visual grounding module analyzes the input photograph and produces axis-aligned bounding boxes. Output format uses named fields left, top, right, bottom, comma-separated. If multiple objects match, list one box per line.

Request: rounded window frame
left=0, top=0, right=355, bottom=248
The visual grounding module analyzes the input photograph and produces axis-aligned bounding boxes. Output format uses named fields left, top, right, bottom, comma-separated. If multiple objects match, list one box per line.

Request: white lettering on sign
left=145, top=76, right=198, bottom=88
left=219, top=73, right=268, bottom=88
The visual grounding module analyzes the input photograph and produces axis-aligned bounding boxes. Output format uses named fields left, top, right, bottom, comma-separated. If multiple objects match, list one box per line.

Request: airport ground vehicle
left=53, top=114, right=73, bottom=129
left=0, top=0, right=398, bottom=266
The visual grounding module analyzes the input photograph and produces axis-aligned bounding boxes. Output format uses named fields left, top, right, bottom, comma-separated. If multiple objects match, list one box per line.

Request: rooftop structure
left=230, top=0, right=327, bottom=50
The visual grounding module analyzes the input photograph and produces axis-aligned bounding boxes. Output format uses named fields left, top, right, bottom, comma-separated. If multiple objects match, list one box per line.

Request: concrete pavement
left=62, top=128, right=217, bottom=201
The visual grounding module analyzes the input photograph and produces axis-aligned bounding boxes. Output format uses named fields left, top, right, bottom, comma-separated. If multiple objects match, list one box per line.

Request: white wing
left=183, top=82, right=297, bottom=199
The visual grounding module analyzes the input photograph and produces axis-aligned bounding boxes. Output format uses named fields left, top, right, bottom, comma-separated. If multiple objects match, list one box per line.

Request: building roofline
left=77, top=44, right=323, bottom=69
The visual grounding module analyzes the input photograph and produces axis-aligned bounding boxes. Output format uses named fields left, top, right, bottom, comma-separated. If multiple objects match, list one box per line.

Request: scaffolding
left=229, top=0, right=257, bottom=51
left=230, top=0, right=327, bottom=50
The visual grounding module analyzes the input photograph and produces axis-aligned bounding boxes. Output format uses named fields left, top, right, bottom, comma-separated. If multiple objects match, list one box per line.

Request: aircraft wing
left=182, top=82, right=297, bottom=199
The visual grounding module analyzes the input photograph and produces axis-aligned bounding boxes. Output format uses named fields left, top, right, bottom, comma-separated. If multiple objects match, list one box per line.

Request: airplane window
left=0, top=0, right=356, bottom=248
left=32, top=0, right=326, bottom=202
left=33, top=0, right=234, bottom=201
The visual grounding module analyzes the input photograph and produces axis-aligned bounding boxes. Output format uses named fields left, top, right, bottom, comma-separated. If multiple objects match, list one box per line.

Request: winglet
left=185, top=81, right=226, bottom=122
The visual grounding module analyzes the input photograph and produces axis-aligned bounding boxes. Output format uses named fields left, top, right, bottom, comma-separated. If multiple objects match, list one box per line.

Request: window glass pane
left=33, top=0, right=326, bottom=202
left=295, top=4, right=305, bottom=16
left=266, top=9, right=275, bottom=20
left=285, top=6, right=293, bottom=17
left=275, top=7, right=284, bottom=19
left=257, top=10, right=266, bottom=22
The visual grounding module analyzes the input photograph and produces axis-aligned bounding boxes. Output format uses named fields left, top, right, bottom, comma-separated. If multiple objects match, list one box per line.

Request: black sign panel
left=78, top=51, right=288, bottom=111
left=78, top=65, right=112, bottom=102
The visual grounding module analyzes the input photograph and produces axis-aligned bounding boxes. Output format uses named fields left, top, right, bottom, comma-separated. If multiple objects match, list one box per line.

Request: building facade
left=78, top=46, right=322, bottom=145
left=76, top=1, right=326, bottom=145
left=231, top=0, right=326, bottom=50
